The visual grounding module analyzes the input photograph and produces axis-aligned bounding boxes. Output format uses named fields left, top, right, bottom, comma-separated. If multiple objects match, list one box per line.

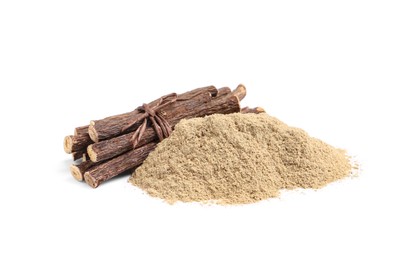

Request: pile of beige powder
left=130, top=113, right=352, bottom=204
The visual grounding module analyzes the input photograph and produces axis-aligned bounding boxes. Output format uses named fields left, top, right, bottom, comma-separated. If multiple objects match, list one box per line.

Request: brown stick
left=84, top=142, right=158, bottom=188
left=88, top=92, right=241, bottom=162
left=215, top=87, right=231, bottom=97
left=63, top=134, right=94, bottom=154
left=88, top=86, right=218, bottom=142
left=64, top=125, right=93, bottom=154
left=230, top=84, right=246, bottom=100
left=241, top=107, right=265, bottom=114
left=70, top=160, right=96, bottom=181
left=74, top=125, right=89, bottom=135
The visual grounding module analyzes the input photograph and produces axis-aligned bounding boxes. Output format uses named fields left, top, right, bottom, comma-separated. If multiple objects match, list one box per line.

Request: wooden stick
left=70, top=160, right=96, bottom=181
left=88, top=86, right=218, bottom=142
left=75, top=128, right=90, bottom=161
left=215, top=87, right=231, bottom=97
left=241, top=107, right=265, bottom=114
left=63, top=134, right=94, bottom=154
left=64, top=124, right=93, bottom=154
left=74, top=125, right=89, bottom=135
left=230, top=84, right=246, bottom=100
left=87, top=92, right=241, bottom=162
left=84, top=142, right=158, bottom=188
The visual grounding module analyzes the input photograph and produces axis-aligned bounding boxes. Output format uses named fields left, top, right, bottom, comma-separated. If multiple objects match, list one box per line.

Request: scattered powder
left=130, top=113, right=352, bottom=204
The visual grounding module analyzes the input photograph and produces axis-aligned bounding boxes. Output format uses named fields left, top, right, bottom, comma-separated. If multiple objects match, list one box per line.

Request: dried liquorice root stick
left=229, top=84, right=246, bottom=100
left=88, top=86, right=218, bottom=142
left=241, top=107, right=265, bottom=114
left=74, top=125, right=89, bottom=135
left=215, top=87, right=231, bottom=97
left=84, top=142, right=158, bottom=188
left=63, top=134, right=93, bottom=154
left=87, top=88, right=243, bottom=162
left=64, top=125, right=93, bottom=155
left=70, top=160, right=96, bottom=181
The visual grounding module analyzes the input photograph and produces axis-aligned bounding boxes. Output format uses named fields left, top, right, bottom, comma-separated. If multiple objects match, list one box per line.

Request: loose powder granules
left=130, top=113, right=352, bottom=204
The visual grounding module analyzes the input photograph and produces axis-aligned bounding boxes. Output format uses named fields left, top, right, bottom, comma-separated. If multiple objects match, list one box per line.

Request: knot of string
left=122, top=93, right=177, bottom=148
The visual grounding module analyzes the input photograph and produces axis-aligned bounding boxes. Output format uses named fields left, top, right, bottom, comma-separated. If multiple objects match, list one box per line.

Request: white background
left=1, top=1, right=418, bottom=259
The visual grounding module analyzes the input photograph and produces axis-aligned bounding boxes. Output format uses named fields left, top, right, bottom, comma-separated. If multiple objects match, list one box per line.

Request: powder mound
left=130, top=113, right=352, bottom=204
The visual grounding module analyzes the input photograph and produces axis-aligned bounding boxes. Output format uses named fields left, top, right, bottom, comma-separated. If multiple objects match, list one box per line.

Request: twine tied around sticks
left=122, top=93, right=178, bottom=149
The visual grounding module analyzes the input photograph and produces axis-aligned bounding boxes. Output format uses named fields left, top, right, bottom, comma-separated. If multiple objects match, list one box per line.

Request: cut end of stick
left=87, top=145, right=98, bottom=162
left=70, top=165, right=84, bottom=181
left=232, top=84, right=247, bottom=101
left=88, top=124, right=99, bottom=143
left=84, top=172, right=98, bottom=188
left=64, top=136, right=73, bottom=154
